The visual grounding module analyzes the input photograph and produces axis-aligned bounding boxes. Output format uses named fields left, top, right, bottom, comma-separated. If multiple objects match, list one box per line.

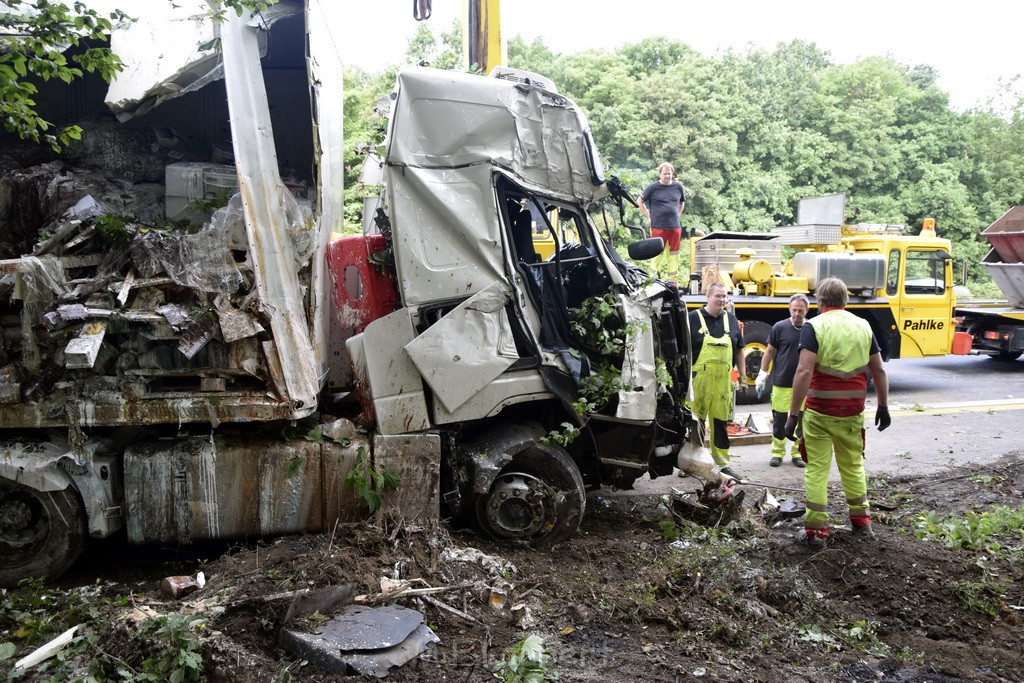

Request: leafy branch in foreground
left=344, top=446, right=400, bottom=513
left=493, top=633, right=553, bottom=682
left=913, top=505, right=1024, bottom=557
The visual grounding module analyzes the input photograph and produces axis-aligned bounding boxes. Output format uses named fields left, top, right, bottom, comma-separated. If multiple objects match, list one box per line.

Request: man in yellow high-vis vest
left=785, top=277, right=891, bottom=549
left=688, top=281, right=745, bottom=481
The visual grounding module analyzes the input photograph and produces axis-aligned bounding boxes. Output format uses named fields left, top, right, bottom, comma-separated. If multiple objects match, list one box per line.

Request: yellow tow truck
left=679, top=194, right=958, bottom=401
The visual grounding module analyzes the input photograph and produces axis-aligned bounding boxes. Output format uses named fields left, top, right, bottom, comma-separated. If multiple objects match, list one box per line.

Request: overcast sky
left=330, top=0, right=1022, bottom=112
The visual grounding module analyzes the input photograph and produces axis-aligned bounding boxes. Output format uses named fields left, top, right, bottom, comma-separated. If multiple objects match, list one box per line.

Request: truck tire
left=0, top=480, right=86, bottom=587
left=737, top=320, right=771, bottom=405
left=989, top=351, right=1022, bottom=362
left=476, top=443, right=585, bottom=546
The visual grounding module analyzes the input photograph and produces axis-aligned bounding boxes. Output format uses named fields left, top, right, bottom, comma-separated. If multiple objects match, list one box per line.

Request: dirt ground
left=4, top=453, right=1024, bottom=683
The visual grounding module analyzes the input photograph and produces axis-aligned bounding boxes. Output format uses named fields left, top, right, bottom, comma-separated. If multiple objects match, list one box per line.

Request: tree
left=0, top=0, right=276, bottom=152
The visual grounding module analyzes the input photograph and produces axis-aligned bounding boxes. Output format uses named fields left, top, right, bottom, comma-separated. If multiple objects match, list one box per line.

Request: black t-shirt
left=766, top=319, right=804, bottom=388
left=688, top=308, right=743, bottom=362
left=641, top=181, right=686, bottom=229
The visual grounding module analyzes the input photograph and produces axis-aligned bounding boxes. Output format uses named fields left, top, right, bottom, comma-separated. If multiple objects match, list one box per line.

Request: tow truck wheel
left=737, top=320, right=772, bottom=405
left=990, top=351, right=1022, bottom=362
left=476, top=443, right=585, bottom=546
left=0, top=479, right=86, bottom=587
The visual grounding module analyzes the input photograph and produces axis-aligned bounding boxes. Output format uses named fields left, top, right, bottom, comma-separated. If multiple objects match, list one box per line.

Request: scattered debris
left=281, top=584, right=357, bottom=625
left=13, top=625, right=80, bottom=671
left=279, top=604, right=440, bottom=678
left=160, top=571, right=206, bottom=599
left=671, top=479, right=747, bottom=527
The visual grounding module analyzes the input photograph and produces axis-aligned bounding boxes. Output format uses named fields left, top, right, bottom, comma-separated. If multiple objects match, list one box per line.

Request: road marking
left=740, top=398, right=1024, bottom=425
left=885, top=399, right=1024, bottom=416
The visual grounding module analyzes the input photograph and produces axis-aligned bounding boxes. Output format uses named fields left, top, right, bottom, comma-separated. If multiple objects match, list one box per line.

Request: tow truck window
left=903, top=249, right=946, bottom=295
left=886, top=249, right=900, bottom=296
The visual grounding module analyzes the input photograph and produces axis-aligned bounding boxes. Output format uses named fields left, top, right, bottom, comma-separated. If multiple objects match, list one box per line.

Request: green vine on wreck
left=541, top=295, right=650, bottom=446
left=344, top=446, right=401, bottom=514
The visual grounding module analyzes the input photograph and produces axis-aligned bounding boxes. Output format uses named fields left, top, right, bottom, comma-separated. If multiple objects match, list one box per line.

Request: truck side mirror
left=628, top=237, right=664, bottom=261
left=934, top=250, right=953, bottom=261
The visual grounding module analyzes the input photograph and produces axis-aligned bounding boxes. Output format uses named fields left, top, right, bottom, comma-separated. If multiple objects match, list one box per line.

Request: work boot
left=792, top=458, right=805, bottom=468
left=795, top=528, right=826, bottom=550
left=769, top=457, right=782, bottom=467
left=719, top=466, right=745, bottom=483
left=851, top=524, right=876, bottom=539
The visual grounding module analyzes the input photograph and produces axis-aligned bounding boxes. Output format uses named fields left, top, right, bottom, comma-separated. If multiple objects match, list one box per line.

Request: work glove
left=784, top=413, right=801, bottom=441
left=754, top=369, right=769, bottom=397
left=875, top=405, right=891, bottom=432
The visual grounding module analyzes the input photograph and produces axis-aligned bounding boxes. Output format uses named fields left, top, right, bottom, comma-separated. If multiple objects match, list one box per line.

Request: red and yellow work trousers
left=797, top=408, right=870, bottom=538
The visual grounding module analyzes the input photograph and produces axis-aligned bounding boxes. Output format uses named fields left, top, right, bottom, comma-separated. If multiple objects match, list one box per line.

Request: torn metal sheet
left=281, top=584, right=356, bottom=625
left=373, top=433, right=441, bottom=521
left=615, top=294, right=658, bottom=421
left=104, top=1, right=301, bottom=121
left=279, top=605, right=439, bottom=678
left=356, top=309, right=431, bottom=436
left=220, top=10, right=317, bottom=416
left=404, top=283, right=518, bottom=413
left=388, top=164, right=506, bottom=306
left=386, top=67, right=607, bottom=205
left=305, top=0, right=346, bottom=395
left=177, top=313, right=218, bottom=359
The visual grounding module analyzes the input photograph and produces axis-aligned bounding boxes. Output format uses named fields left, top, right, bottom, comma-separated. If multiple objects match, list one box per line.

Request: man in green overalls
left=687, top=282, right=745, bottom=480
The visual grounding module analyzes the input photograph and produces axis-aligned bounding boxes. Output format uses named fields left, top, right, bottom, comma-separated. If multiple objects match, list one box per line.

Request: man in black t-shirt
left=756, top=294, right=809, bottom=467
left=638, top=162, right=686, bottom=283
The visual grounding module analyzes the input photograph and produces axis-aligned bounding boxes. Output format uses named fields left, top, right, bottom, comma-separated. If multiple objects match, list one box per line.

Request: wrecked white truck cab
left=341, top=66, right=698, bottom=543
left=0, top=21, right=696, bottom=583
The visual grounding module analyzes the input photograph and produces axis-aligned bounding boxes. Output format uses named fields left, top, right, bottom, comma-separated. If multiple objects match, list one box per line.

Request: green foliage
left=93, top=213, right=135, bottom=244
left=655, top=358, right=673, bottom=388
left=569, top=295, right=630, bottom=358
left=657, top=519, right=681, bottom=541
left=538, top=422, right=580, bottom=448
left=570, top=365, right=622, bottom=415
left=134, top=614, right=205, bottom=683
left=187, top=188, right=232, bottom=216
left=493, top=634, right=554, bottom=683
left=912, top=505, right=1024, bottom=557
left=954, top=578, right=1004, bottom=617
left=0, top=0, right=129, bottom=151
left=344, top=446, right=401, bottom=513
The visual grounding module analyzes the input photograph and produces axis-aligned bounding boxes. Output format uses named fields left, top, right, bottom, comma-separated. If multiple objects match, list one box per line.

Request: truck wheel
left=0, top=480, right=86, bottom=587
left=738, top=320, right=771, bottom=405
left=476, top=443, right=585, bottom=546
left=990, top=351, right=1022, bottom=362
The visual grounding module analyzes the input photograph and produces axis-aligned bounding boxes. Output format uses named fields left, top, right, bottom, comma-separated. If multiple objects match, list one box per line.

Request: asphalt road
left=625, top=352, right=1024, bottom=495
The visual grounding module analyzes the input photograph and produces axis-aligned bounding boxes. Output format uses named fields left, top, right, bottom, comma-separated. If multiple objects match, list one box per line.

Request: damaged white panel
left=306, top=0, right=347, bottom=388
left=105, top=1, right=301, bottom=121
left=388, top=164, right=505, bottom=306
left=405, top=283, right=519, bottom=413
left=616, top=295, right=658, bottom=421
left=105, top=0, right=218, bottom=121
left=357, top=309, right=431, bottom=435
left=219, top=10, right=318, bottom=416
left=386, top=67, right=608, bottom=206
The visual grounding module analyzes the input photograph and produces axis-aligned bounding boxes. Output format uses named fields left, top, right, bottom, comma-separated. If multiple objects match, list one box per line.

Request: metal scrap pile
left=0, top=189, right=309, bottom=423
